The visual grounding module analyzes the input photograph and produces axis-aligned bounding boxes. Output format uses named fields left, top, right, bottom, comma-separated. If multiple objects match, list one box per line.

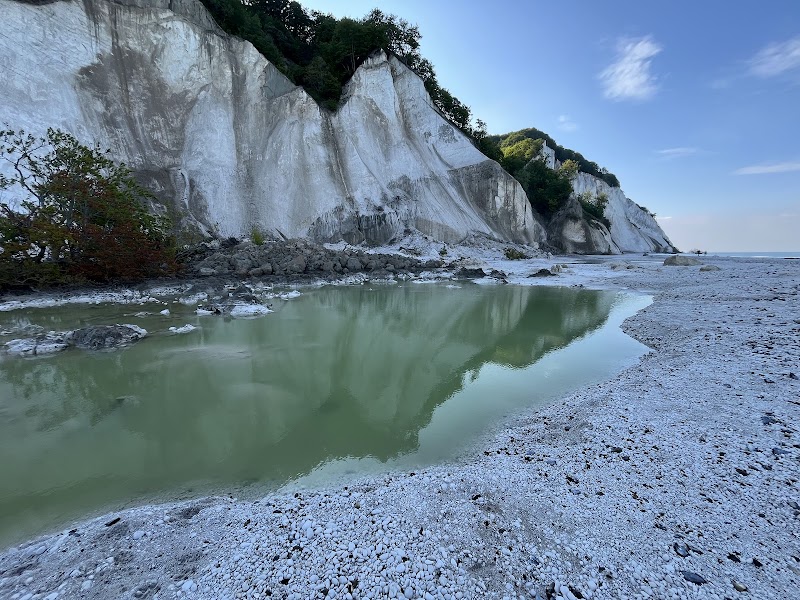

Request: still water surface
left=0, top=283, right=649, bottom=547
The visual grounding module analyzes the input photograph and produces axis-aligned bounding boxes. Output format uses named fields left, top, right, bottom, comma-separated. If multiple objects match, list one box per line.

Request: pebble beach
left=1, top=252, right=798, bottom=600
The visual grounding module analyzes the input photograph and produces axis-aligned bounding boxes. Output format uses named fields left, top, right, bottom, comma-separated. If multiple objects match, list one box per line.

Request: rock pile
left=4, top=325, right=147, bottom=356
left=182, top=239, right=443, bottom=280
left=69, top=325, right=148, bottom=350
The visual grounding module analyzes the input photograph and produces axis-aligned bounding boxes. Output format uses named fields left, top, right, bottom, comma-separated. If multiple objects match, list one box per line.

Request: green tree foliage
left=0, top=129, right=175, bottom=290
left=558, top=159, right=579, bottom=180
left=487, top=128, right=620, bottom=188
left=515, top=158, right=573, bottom=217
left=578, top=190, right=611, bottom=229
left=200, top=0, right=287, bottom=69
left=300, top=55, right=340, bottom=110
left=478, top=128, right=621, bottom=220
left=493, top=137, right=572, bottom=217
left=197, top=1, right=481, bottom=135
left=470, top=119, right=502, bottom=162
left=499, top=138, right=543, bottom=173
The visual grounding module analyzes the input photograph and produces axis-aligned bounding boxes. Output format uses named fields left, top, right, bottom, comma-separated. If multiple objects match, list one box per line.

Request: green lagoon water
left=0, top=283, right=650, bottom=548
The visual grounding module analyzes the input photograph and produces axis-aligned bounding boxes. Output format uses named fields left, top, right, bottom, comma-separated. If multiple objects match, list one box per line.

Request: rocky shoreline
left=179, top=238, right=446, bottom=281
left=0, top=253, right=798, bottom=600
left=0, top=237, right=521, bottom=313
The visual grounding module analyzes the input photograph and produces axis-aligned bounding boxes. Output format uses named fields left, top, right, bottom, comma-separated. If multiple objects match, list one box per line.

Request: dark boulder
left=529, top=268, right=556, bottom=277
left=70, top=325, right=147, bottom=350
left=455, top=267, right=486, bottom=279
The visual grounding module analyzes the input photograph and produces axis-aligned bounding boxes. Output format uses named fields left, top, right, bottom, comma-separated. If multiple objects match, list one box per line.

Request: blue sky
left=300, top=0, right=800, bottom=251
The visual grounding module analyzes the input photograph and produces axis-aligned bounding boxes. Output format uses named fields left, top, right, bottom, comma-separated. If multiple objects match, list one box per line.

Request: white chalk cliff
left=0, top=0, right=672, bottom=253
left=0, top=0, right=543, bottom=246
left=540, top=144, right=675, bottom=253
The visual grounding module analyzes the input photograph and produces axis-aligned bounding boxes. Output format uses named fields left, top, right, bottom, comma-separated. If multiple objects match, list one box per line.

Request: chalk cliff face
left=547, top=196, right=620, bottom=255
left=0, top=0, right=543, bottom=246
left=1, top=0, right=672, bottom=253
left=540, top=144, right=675, bottom=253
left=571, top=173, right=674, bottom=253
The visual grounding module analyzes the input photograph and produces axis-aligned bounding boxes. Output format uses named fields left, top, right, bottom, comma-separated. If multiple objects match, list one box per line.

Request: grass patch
left=504, top=248, right=528, bottom=260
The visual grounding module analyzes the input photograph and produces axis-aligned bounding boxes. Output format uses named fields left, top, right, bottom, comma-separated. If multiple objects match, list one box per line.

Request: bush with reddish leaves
left=0, top=128, right=176, bottom=290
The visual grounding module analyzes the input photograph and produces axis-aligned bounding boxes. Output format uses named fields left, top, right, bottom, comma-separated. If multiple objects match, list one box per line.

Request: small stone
left=81, top=581, right=93, bottom=591
left=287, top=256, right=306, bottom=273
left=132, top=530, right=145, bottom=540
left=528, top=268, right=555, bottom=278
left=663, top=255, right=702, bottom=266
left=772, top=447, right=790, bottom=456
left=568, top=585, right=584, bottom=599
left=346, top=258, right=363, bottom=271
left=681, top=571, right=707, bottom=584
left=733, top=580, right=748, bottom=592
left=673, top=542, right=690, bottom=558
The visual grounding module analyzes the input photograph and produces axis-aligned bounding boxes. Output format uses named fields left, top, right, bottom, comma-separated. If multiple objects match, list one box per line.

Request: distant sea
left=709, top=252, right=800, bottom=259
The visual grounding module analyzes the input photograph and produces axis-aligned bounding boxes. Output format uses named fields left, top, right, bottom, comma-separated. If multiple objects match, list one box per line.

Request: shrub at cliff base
left=0, top=128, right=176, bottom=290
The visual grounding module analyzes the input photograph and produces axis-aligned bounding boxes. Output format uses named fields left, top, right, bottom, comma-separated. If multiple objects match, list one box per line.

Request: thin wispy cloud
left=710, top=77, right=732, bottom=90
left=599, top=36, right=662, bottom=101
left=656, top=147, right=698, bottom=159
left=748, top=36, right=800, bottom=77
left=557, top=115, right=578, bottom=132
left=734, top=161, right=800, bottom=175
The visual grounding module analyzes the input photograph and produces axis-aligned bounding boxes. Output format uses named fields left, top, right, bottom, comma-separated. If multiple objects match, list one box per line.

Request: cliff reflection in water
left=0, top=283, right=621, bottom=547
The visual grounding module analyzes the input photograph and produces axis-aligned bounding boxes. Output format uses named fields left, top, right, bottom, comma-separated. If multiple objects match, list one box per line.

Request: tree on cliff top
left=199, top=0, right=479, bottom=132
left=488, top=128, right=620, bottom=188
left=0, top=128, right=176, bottom=290
left=495, top=137, right=574, bottom=218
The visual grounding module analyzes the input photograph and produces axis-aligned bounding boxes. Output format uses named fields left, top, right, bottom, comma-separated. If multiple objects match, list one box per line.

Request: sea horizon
left=706, top=251, right=800, bottom=258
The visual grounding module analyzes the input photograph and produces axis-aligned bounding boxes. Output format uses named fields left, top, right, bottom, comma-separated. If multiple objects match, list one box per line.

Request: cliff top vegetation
left=199, top=0, right=475, bottom=134
left=486, top=129, right=620, bottom=188
left=199, top=0, right=620, bottom=191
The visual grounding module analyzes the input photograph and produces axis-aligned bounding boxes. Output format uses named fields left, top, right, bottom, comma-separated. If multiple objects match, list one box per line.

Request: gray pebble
left=673, top=542, right=690, bottom=558
left=681, top=571, right=708, bottom=585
